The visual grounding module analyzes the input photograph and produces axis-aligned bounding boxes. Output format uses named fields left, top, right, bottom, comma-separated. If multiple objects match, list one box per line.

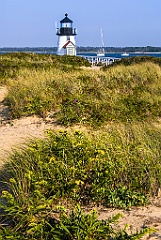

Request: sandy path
left=0, top=86, right=53, bottom=160
left=0, top=116, right=54, bottom=159
left=1, top=86, right=161, bottom=239
left=97, top=201, right=161, bottom=239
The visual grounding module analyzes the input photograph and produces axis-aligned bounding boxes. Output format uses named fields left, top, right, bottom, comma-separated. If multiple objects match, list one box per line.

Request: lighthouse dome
left=60, top=13, right=73, bottom=23
left=59, top=13, right=74, bottom=31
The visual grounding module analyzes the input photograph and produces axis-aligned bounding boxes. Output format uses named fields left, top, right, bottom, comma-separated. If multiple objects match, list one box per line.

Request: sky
left=0, top=0, right=161, bottom=48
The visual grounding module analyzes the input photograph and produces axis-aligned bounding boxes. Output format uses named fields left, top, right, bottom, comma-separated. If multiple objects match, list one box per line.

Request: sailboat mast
left=97, top=29, right=105, bottom=56
left=100, top=29, right=104, bottom=48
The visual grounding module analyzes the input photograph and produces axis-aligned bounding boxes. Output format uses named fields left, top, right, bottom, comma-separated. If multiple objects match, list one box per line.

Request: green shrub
left=1, top=125, right=161, bottom=208
left=0, top=202, right=154, bottom=239
left=1, top=125, right=160, bottom=238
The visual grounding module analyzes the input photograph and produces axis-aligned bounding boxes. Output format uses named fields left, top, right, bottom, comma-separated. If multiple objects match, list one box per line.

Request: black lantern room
left=56, top=13, right=77, bottom=36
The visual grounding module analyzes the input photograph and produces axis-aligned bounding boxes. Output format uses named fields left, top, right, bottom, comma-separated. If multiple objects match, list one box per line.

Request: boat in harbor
left=121, top=52, right=129, bottom=57
left=97, top=29, right=105, bottom=57
left=97, top=50, right=105, bottom=57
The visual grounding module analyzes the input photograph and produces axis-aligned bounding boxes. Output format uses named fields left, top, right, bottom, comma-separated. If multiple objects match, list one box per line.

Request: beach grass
left=0, top=53, right=161, bottom=238
left=4, top=60, right=161, bottom=126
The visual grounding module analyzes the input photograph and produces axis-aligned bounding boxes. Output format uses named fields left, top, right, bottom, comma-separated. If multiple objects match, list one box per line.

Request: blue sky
left=0, top=0, right=161, bottom=47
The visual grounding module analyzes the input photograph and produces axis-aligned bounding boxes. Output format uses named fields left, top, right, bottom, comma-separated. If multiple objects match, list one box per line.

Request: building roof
left=63, top=41, right=75, bottom=49
left=60, top=13, right=73, bottom=23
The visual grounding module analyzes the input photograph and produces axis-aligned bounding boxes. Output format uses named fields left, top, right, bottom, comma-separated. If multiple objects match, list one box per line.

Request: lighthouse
left=56, top=13, right=77, bottom=55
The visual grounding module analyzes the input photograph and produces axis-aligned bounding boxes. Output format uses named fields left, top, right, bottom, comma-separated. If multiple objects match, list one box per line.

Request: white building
left=56, top=13, right=77, bottom=55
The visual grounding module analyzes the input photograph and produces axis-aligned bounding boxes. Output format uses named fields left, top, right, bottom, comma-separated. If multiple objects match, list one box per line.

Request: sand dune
left=0, top=86, right=161, bottom=239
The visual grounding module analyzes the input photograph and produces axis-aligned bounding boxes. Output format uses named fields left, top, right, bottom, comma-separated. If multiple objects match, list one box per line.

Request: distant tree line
left=0, top=47, right=57, bottom=53
left=0, top=46, right=161, bottom=53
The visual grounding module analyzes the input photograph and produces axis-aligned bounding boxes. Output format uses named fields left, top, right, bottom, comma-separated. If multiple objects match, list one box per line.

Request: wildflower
left=75, top=180, right=84, bottom=185
left=97, top=149, right=105, bottom=155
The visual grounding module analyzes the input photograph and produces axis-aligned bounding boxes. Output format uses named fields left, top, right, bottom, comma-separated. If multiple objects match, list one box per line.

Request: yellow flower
left=75, top=180, right=84, bottom=185
left=49, top=156, right=55, bottom=163
left=97, top=149, right=105, bottom=155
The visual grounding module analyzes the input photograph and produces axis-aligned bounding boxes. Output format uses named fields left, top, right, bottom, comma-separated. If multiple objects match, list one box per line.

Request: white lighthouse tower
left=56, top=13, right=77, bottom=55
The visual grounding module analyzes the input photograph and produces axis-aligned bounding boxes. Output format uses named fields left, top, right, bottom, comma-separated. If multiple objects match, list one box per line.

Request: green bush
left=1, top=126, right=161, bottom=207
left=1, top=127, right=159, bottom=238
left=0, top=203, right=154, bottom=239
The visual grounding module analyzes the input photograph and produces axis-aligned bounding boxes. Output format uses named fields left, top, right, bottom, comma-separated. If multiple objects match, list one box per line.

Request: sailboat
left=121, top=52, right=129, bottom=57
left=97, top=29, right=105, bottom=57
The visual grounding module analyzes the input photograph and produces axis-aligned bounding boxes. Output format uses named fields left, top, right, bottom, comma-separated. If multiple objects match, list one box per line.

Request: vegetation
left=103, top=56, right=161, bottom=68
left=0, top=52, right=91, bottom=84
left=0, top=128, right=157, bottom=239
left=1, top=53, right=161, bottom=238
left=3, top=56, right=161, bottom=126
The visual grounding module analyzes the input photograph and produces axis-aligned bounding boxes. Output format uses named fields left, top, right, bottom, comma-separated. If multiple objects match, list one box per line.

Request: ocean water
left=77, top=52, right=161, bottom=59
left=1, top=50, right=161, bottom=59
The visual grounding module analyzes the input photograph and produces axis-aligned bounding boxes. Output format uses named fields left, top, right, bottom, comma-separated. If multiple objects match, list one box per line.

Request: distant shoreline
left=1, top=51, right=161, bottom=54
left=77, top=51, right=161, bottom=54
left=1, top=46, right=161, bottom=54
left=1, top=49, right=161, bottom=58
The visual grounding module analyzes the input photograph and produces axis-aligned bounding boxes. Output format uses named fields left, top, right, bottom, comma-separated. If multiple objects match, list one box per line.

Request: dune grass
left=0, top=52, right=91, bottom=85
left=1, top=53, right=161, bottom=238
left=4, top=61, right=161, bottom=126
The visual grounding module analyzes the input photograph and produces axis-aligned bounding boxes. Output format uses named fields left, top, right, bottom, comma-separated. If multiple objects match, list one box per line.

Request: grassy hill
left=0, top=53, right=161, bottom=239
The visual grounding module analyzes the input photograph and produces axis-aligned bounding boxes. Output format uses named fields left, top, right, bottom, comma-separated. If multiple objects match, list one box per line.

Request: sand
left=0, top=86, right=161, bottom=239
